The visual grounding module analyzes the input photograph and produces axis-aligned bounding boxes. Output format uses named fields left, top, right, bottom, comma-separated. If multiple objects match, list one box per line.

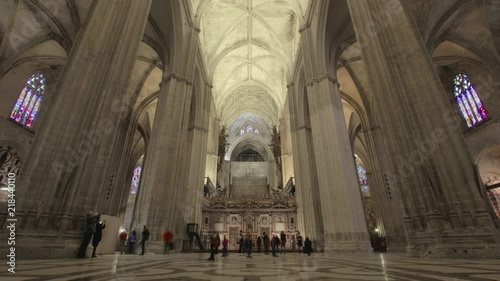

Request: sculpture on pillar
left=269, top=124, right=283, bottom=189
left=217, top=125, right=229, bottom=189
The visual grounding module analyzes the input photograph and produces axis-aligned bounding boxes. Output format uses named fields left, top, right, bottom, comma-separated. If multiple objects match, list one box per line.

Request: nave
left=8, top=253, right=500, bottom=281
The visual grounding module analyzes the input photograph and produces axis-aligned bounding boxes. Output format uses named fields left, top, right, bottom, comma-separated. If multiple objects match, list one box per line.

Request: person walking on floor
left=246, top=234, right=253, bottom=257
left=256, top=236, right=262, bottom=253
left=163, top=230, right=174, bottom=254
left=304, top=237, right=313, bottom=256
left=206, top=233, right=216, bottom=261
left=280, top=231, right=287, bottom=255
left=140, top=225, right=150, bottom=255
left=222, top=235, right=229, bottom=257
left=262, top=232, right=269, bottom=255
left=271, top=234, right=279, bottom=257
left=119, top=229, right=128, bottom=254
left=238, top=230, right=244, bottom=253
left=297, top=233, right=303, bottom=253
left=128, top=230, right=137, bottom=254
left=91, top=220, right=106, bottom=258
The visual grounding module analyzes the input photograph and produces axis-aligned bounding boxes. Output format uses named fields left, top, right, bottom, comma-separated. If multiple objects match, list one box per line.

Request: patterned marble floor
left=2, top=252, right=500, bottom=281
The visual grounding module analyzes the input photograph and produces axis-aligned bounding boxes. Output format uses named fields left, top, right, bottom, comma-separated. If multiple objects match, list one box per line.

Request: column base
left=2, top=231, right=82, bottom=259
left=407, top=242, right=500, bottom=258
left=323, top=232, right=371, bottom=254
left=407, top=231, right=500, bottom=258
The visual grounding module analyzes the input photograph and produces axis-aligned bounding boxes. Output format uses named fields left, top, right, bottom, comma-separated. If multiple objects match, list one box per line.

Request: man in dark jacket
left=77, top=211, right=99, bottom=258
left=262, top=232, right=270, bottom=255
left=91, top=219, right=106, bottom=257
left=140, top=225, right=150, bottom=255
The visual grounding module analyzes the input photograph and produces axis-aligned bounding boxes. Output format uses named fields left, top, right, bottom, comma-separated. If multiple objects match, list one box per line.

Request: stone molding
left=304, top=73, right=337, bottom=87
left=163, top=72, right=193, bottom=86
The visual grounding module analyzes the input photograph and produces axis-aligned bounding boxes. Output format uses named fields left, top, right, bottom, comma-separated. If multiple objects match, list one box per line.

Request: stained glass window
left=357, top=165, right=369, bottom=192
left=130, top=166, right=142, bottom=194
left=240, top=129, right=245, bottom=135
left=246, top=124, right=253, bottom=133
left=10, top=73, right=46, bottom=129
left=453, top=73, right=487, bottom=128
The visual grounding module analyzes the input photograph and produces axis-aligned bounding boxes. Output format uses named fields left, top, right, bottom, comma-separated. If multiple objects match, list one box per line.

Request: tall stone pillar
left=304, top=74, right=371, bottom=253
left=181, top=83, right=212, bottom=228
left=288, top=83, right=325, bottom=249
left=348, top=0, right=500, bottom=257
left=12, top=0, right=151, bottom=235
left=362, top=124, right=407, bottom=251
left=132, top=72, right=194, bottom=244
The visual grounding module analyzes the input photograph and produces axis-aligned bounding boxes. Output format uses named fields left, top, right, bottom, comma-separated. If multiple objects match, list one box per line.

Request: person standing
left=206, top=233, right=216, bottom=261
left=262, top=232, right=270, bottom=255
left=163, top=230, right=174, bottom=254
left=271, top=235, right=279, bottom=257
left=91, top=220, right=106, bottom=257
left=237, top=230, right=244, bottom=253
left=256, top=236, right=262, bottom=253
left=297, top=233, right=303, bottom=253
left=222, top=235, right=229, bottom=257
left=304, top=237, right=312, bottom=256
left=280, top=231, right=287, bottom=255
left=77, top=211, right=99, bottom=258
left=119, top=230, right=128, bottom=254
left=215, top=233, right=221, bottom=254
left=140, top=225, right=150, bottom=255
left=128, top=230, right=137, bottom=254
left=245, top=234, right=253, bottom=257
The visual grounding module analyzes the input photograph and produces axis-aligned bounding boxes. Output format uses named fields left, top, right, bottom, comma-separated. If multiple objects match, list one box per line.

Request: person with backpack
left=140, top=225, right=150, bottom=255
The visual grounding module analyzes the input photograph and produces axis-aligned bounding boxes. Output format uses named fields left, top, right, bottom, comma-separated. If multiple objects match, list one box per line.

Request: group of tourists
left=206, top=230, right=313, bottom=261
left=118, top=225, right=150, bottom=255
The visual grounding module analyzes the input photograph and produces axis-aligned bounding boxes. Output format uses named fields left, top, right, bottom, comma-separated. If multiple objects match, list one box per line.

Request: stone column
left=132, top=72, right=194, bottom=244
left=181, top=83, right=212, bottom=228
left=304, top=75, right=371, bottom=253
left=288, top=83, right=325, bottom=250
left=362, top=124, right=407, bottom=251
left=348, top=0, right=500, bottom=257
left=12, top=0, right=151, bottom=233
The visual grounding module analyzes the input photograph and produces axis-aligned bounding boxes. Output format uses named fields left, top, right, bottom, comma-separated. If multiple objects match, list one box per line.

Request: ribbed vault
left=196, top=0, right=302, bottom=130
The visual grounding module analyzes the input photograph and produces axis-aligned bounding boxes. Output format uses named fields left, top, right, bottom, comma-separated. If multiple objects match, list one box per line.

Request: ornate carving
left=217, top=125, right=229, bottom=173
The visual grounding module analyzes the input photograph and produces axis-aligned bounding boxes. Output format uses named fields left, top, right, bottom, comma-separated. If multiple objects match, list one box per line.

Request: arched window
left=246, top=124, right=253, bottom=133
left=130, top=166, right=142, bottom=194
left=453, top=73, right=488, bottom=128
left=255, top=129, right=259, bottom=135
left=240, top=129, right=245, bottom=135
left=10, top=73, right=46, bottom=129
left=355, top=154, right=369, bottom=193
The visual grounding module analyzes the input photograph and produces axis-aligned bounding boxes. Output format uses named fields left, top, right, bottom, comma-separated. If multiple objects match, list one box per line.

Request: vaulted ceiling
left=194, top=0, right=304, bottom=127
left=193, top=0, right=306, bottom=159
